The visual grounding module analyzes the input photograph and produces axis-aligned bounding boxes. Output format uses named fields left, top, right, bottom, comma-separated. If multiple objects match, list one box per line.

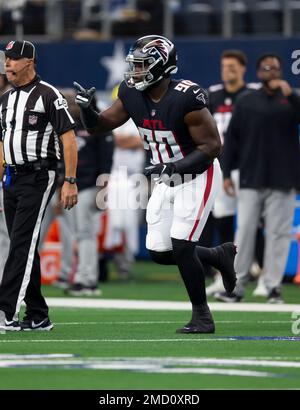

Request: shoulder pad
left=208, top=84, right=224, bottom=93
left=246, top=82, right=262, bottom=90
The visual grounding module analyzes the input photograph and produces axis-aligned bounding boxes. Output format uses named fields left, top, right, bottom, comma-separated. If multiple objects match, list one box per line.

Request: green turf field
left=1, top=262, right=300, bottom=390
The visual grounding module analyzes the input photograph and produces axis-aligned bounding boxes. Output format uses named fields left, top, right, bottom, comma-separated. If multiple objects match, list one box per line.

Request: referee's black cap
left=4, top=40, right=36, bottom=61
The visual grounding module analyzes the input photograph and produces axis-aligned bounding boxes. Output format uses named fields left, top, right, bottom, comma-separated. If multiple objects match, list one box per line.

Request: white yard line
left=0, top=354, right=75, bottom=359
left=0, top=337, right=300, bottom=343
left=54, top=320, right=292, bottom=325
left=44, top=298, right=300, bottom=312
left=0, top=338, right=233, bottom=343
left=0, top=355, right=294, bottom=377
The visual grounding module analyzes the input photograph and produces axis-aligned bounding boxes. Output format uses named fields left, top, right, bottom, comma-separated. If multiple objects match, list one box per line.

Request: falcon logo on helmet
left=124, top=35, right=178, bottom=91
left=143, top=39, right=170, bottom=64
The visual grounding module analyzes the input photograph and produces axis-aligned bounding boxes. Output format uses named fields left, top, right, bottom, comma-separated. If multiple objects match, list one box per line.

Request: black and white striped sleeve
left=42, top=82, right=76, bottom=136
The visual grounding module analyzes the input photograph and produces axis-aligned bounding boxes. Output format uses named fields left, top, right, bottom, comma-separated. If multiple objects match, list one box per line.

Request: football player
left=74, top=35, right=237, bottom=333
left=207, top=50, right=263, bottom=297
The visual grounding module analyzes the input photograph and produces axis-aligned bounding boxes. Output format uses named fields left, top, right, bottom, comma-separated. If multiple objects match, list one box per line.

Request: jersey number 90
left=138, top=127, right=184, bottom=163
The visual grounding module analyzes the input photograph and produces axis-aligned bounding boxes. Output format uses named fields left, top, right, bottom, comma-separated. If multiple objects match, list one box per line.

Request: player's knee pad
left=149, top=250, right=175, bottom=265
left=171, top=237, right=196, bottom=262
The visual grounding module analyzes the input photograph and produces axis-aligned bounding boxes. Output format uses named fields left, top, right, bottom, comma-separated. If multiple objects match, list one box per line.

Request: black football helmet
left=124, top=35, right=178, bottom=91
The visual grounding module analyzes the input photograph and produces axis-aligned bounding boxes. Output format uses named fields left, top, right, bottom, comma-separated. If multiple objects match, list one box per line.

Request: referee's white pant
left=0, top=169, right=57, bottom=322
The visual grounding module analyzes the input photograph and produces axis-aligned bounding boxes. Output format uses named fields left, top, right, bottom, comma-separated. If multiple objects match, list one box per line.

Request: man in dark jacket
left=217, top=53, right=300, bottom=304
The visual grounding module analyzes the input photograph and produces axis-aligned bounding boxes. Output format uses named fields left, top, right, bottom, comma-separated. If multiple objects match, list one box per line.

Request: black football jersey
left=118, top=79, right=208, bottom=165
left=208, top=83, right=260, bottom=144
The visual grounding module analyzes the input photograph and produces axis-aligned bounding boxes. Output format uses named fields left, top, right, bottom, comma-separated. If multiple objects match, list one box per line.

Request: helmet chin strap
left=135, top=81, right=148, bottom=91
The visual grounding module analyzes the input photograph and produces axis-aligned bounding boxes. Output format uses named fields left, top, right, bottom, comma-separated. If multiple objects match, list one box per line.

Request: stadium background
left=13, top=37, right=300, bottom=90
left=1, top=0, right=300, bottom=392
left=1, top=1, right=300, bottom=278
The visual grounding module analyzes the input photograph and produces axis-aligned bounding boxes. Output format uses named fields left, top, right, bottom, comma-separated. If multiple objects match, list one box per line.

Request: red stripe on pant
left=188, top=164, right=214, bottom=241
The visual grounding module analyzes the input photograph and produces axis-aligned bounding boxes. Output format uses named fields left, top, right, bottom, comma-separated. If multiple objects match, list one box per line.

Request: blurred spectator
left=64, top=90, right=114, bottom=296
left=205, top=49, right=264, bottom=296
left=217, top=53, right=300, bottom=304
left=104, top=85, right=145, bottom=280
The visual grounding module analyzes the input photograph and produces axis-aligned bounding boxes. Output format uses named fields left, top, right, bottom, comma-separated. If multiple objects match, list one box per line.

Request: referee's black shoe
left=20, top=317, right=54, bottom=331
left=0, top=319, right=21, bottom=331
left=176, top=306, right=215, bottom=334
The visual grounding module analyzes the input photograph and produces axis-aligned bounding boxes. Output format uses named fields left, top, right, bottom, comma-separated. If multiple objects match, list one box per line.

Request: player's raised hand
left=73, top=81, right=96, bottom=109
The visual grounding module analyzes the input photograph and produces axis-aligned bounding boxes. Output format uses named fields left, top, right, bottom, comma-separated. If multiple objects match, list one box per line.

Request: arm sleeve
left=183, top=86, right=208, bottom=116
left=222, top=102, right=241, bottom=178
left=46, top=89, right=76, bottom=136
left=174, top=149, right=212, bottom=175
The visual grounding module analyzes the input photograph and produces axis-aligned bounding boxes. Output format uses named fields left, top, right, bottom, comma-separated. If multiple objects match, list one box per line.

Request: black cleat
left=176, top=306, right=215, bottom=334
left=267, top=287, right=284, bottom=304
left=20, top=317, right=54, bottom=331
left=176, top=321, right=215, bottom=334
left=211, top=243, right=237, bottom=294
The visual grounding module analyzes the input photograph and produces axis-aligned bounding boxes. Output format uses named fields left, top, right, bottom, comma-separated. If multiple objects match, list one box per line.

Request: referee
left=0, top=40, right=78, bottom=331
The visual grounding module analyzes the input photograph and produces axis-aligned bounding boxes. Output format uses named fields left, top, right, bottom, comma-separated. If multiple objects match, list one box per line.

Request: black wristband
left=80, top=106, right=99, bottom=130
left=174, top=149, right=213, bottom=176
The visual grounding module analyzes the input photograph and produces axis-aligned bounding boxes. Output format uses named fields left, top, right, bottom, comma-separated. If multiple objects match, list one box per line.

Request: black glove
left=73, top=81, right=99, bottom=129
left=74, top=81, right=96, bottom=109
left=144, top=163, right=176, bottom=183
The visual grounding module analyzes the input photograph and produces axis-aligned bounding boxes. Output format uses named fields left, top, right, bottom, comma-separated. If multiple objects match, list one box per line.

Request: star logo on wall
left=100, top=41, right=128, bottom=89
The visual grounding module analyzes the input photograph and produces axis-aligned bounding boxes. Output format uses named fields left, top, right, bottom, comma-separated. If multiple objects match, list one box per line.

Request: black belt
left=4, top=159, right=57, bottom=175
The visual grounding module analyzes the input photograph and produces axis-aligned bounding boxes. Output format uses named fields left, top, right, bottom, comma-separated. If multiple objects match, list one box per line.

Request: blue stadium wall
left=1, top=36, right=299, bottom=275
left=1, top=36, right=297, bottom=89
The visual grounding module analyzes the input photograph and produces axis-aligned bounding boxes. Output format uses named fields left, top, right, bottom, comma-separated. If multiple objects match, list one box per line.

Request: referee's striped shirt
left=0, top=75, right=75, bottom=165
